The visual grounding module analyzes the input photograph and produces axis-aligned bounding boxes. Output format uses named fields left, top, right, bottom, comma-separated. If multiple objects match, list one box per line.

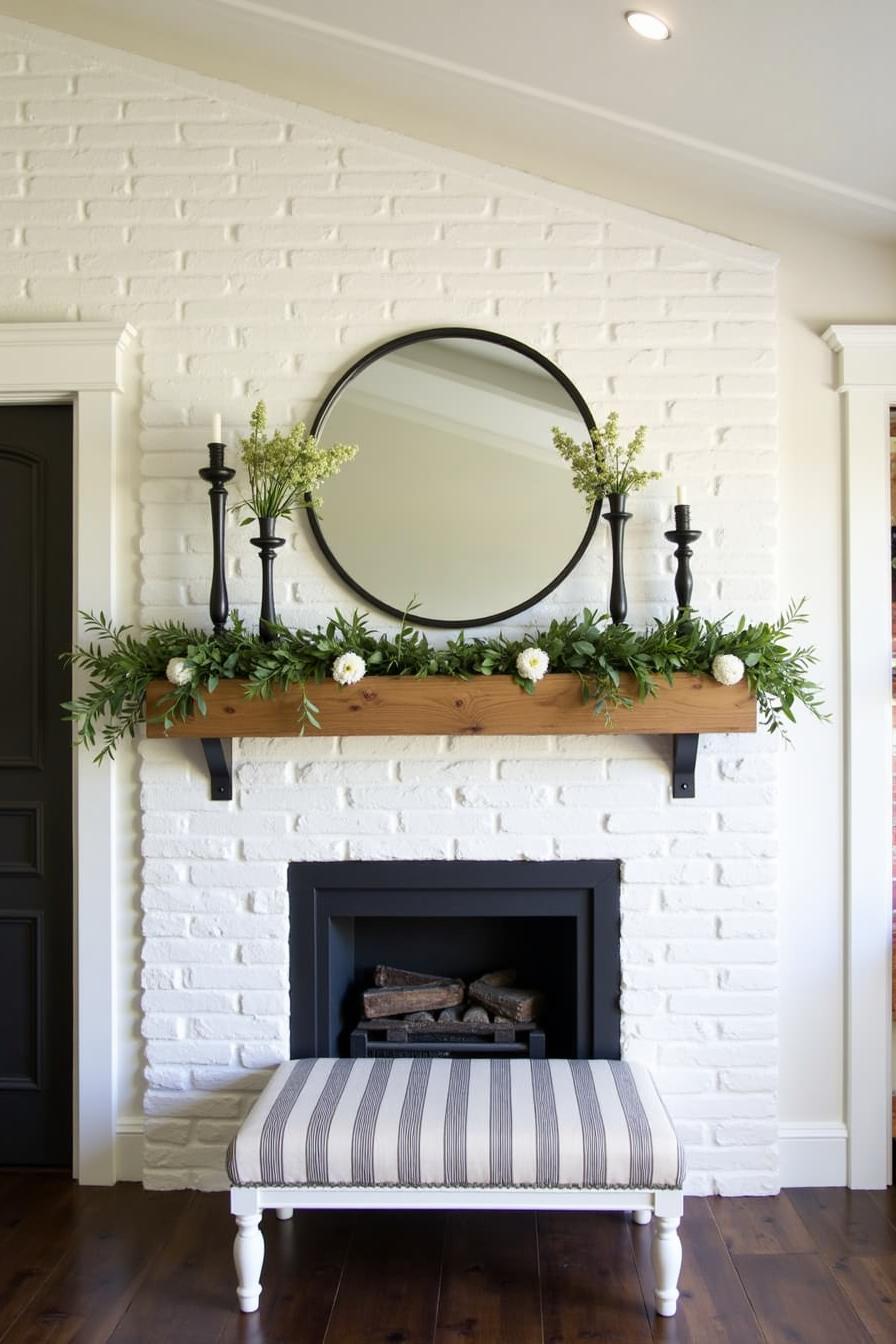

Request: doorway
left=0, top=404, right=73, bottom=1167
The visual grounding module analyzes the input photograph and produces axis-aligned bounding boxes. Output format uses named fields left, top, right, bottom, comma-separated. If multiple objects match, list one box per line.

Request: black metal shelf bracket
left=201, top=738, right=232, bottom=801
left=199, top=733, right=698, bottom=801
left=672, top=733, right=699, bottom=799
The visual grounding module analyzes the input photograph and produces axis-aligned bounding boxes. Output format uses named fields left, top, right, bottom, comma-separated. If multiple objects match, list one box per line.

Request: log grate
left=350, top=1017, right=546, bottom=1059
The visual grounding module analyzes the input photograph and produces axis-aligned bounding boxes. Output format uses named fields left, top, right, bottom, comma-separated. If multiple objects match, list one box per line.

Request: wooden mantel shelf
left=147, top=672, right=755, bottom=739
left=145, top=673, right=756, bottom=803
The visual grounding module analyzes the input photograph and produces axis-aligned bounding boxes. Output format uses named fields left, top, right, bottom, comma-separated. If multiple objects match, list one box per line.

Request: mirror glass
left=310, top=330, right=597, bottom=627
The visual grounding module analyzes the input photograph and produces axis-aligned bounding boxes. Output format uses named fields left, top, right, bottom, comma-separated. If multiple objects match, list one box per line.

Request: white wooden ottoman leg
left=632, top=1209, right=652, bottom=1225
left=651, top=1216, right=682, bottom=1317
left=234, top=1213, right=264, bottom=1313
left=275, top=1206, right=293, bottom=1220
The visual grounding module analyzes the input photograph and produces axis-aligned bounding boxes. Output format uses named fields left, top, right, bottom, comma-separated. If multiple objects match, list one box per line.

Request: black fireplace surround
left=288, top=861, right=620, bottom=1061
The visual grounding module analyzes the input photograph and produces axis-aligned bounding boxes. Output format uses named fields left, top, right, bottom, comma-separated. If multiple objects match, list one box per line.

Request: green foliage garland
left=63, top=601, right=826, bottom=762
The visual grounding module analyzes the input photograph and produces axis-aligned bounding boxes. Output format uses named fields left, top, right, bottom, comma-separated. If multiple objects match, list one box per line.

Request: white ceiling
left=6, top=0, right=896, bottom=239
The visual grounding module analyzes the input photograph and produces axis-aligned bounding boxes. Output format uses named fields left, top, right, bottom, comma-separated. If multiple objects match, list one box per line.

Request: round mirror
left=309, top=328, right=598, bottom=627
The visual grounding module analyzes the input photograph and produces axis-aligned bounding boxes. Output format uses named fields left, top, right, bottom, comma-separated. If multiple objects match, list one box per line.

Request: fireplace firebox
left=288, top=861, right=620, bottom=1060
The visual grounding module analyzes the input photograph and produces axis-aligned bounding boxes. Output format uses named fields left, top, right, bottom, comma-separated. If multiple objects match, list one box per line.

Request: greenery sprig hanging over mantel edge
left=63, top=601, right=827, bottom=763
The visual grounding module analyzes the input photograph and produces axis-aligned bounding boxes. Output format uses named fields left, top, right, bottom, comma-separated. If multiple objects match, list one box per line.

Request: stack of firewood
left=361, top=965, right=544, bottom=1025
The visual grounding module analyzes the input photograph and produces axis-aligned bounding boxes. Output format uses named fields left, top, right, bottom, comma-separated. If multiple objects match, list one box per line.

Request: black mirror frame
left=307, top=326, right=600, bottom=629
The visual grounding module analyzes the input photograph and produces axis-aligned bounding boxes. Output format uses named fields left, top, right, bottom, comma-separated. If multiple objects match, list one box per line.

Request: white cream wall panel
left=0, top=21, right=780, bottom=1194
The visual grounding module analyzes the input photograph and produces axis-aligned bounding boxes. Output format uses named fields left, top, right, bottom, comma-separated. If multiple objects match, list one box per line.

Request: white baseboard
left=778, top=1123, right=848, bottom=1187
left=115, top=1116, right=144, bottom=1183
left=115, top=1115, right=851, bottom=1188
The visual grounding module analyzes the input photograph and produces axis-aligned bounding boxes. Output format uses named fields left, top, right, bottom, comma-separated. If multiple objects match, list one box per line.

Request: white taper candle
left=211, top=412, right=223, bottom=443
left=676, top=485, right=687, bottom=505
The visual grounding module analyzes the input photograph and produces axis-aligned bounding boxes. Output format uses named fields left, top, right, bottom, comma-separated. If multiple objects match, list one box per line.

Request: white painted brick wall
left=0, top=23, right=779, bottom=1196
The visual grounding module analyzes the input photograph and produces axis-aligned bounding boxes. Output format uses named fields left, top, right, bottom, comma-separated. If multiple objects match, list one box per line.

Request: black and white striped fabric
left=227, top=1058, right=685, bottom=1190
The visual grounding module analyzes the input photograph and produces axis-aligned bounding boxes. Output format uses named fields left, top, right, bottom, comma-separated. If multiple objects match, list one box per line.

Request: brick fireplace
left=141, top=723, right=778, bottom=1197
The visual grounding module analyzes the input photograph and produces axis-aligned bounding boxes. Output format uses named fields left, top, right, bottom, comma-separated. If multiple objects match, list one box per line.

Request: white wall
left=1, top=16, right=889, bottom=1189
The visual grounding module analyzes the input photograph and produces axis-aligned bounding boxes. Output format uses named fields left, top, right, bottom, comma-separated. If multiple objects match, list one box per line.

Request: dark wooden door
left=0, top=404, right=73, bottom=1166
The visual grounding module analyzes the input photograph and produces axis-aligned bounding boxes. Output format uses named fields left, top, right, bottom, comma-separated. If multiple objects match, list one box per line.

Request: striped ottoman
left=228, top=1057, right=685, bottom=1317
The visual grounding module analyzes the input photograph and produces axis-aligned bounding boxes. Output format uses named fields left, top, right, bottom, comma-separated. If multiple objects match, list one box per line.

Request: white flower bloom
left=165, top=657, right=192, bottom=687
left=332, top=651, right=366, bottom=686
left=711, top=653, right=745, bottom=686
left=516, top=646, right=550, bottom=682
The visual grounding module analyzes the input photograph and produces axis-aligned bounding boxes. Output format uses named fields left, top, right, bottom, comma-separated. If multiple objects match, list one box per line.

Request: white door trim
left=0, top=321, right=135, bottom=1184
left=823, top=323, right=895, bottom=1188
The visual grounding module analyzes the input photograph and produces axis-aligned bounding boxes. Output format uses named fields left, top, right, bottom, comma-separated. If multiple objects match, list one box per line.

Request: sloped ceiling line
left=210, top=0, right=896, bottom=216
left=0, top=11, right=778, bottom=264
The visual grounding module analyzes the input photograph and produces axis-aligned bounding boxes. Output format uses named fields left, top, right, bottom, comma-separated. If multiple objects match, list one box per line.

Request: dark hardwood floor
left=2, top=1174, right=896, bottom=1343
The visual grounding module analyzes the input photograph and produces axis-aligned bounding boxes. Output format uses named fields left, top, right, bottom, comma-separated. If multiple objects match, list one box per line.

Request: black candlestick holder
left=664, top=503, right=701, bottom=617
left=198, top=442, right=235, bottom=636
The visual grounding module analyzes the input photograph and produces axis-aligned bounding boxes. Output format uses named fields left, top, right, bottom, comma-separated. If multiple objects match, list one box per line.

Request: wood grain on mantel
left=144, top=673, right=756, bottom=739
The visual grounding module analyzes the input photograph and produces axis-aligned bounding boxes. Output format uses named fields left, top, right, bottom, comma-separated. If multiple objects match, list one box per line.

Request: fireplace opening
left=288, top=860, right=620, bottom=1061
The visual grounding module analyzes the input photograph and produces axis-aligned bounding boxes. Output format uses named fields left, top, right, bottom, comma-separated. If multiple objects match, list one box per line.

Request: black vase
left=604, top=492, right=631, bottom=626
left=250, top=515, right=285, bottom=642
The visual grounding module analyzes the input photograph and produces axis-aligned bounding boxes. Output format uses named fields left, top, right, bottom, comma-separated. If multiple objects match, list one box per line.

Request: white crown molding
left=0, top=321, right=135, bottom=348
left=200, top=0, right=896, bottom=220
left=0, top=321, right=136, bottom=392
left=823, top=325, right=896, bottom=393
left=0, top=14, right=777, bottom=268
left=823, top=324, right=896, bottom=352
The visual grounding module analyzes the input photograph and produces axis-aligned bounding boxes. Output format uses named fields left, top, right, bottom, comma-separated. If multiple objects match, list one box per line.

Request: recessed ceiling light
left=625, top=11, right=671, bottom=41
